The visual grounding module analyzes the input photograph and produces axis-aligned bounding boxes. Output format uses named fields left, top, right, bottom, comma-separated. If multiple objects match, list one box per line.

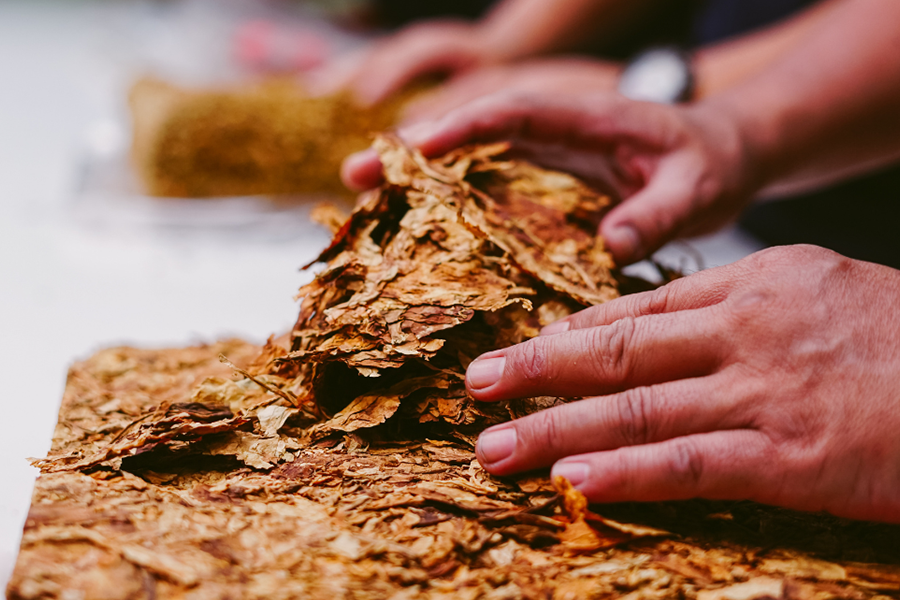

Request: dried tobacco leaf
left=11, top=139, right=900, bottom=600
left=283, top=135, right=618, bottom=436
left=9, top=343, right=900, bottom=600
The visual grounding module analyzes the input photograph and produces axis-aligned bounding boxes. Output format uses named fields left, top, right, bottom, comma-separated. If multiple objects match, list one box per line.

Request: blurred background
left=0, top=0, right=768, bottom=587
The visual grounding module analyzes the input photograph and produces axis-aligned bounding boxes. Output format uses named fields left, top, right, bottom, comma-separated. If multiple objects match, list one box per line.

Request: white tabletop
left=0, top=0, right=763, bottom=589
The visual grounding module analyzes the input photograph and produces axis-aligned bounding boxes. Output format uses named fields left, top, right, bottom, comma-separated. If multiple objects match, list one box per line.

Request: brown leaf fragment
left=35, top=401, right=249, bottom=473
left=323, top=392, right=402, bottom=433
left=845, top=563, right=900, bottom=591
left=553, top=476, right=668, bottom=553
left=220, top=353, right=298, bottom=406
left=258, top=405, right=297, bottom=437
left=311, top=202, right=352, bottom=235
left=206, top=431, right=294, bottom=469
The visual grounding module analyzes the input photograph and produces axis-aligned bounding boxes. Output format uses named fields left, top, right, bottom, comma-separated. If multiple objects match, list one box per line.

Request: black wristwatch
left=618, top=47, right=695, bottom=104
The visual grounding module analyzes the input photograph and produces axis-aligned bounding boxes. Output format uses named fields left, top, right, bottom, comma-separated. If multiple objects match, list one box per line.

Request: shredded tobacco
left=9, top=140, right=900, bottom=600
left=130, top=78, right=414, bottom=198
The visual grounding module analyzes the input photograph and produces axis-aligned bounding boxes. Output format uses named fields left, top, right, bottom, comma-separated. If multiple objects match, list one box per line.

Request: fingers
left=400, top=70, right=507, bottom=125
left=598, top=151, right=706, bottom=263
left=350, top=25, right=479, bottom=106
left=341, top=148, right=383, bottom=191
left=341, top=92, right=598, bottom=191
left=348, top=45, right=438, bottom=106
left=341, top=91, right=669, bottom=191
left=476, top=373, right=750, bottom=476
left=466, top=308, right=725, bottom=402
left=550, top=430, right=776, bottom=503
left=304, top=48, right=368, bottom=97
left=540, top=266, right=737, bottom=336
left=407, top=92, right=626, bottom=160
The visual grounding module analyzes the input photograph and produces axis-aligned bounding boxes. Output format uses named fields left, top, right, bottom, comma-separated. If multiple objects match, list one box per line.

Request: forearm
left=701, top=0, right=900, bottom=197
left=692, top=0, right=845, bottom=99
left=475, top=0, right=663, bottom=61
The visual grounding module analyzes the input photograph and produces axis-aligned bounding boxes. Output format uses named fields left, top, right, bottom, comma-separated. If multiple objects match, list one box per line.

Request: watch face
left=618, top=48, right=692, bottom=104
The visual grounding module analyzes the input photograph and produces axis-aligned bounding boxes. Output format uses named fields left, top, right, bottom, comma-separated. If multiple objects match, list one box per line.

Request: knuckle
left=640, top=285, right=672, bottom=316
left=746, top=245, right=789, bottom=271
left=616, top=288, right=670, bottom=324
left=668, top=439, right=705, bottom=490
left=512, top=338, right=550, bottom=384
left=524, top=408, right=567, bottom=457
left=591, top=317, right=636, bottom=382
left=753, top=244, right=835, bottom=269
left=615, top=387, right=654, bottom=446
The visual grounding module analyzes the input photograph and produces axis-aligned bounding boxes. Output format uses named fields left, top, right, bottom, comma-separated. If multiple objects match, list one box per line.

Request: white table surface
left=0, top=0, right=763, bottom=589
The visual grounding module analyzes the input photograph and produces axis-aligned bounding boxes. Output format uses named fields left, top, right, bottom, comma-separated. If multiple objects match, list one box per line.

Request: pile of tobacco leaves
left=130, top=78, right=413, bottom=198
left=9, top=138, right=900, bottom=600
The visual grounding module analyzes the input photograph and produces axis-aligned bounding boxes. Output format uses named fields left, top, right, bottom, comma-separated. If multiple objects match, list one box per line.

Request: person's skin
left=343, top=0, right=900, bottom=263
left=401, top=58, right=623, bottom=123
left=342, top=0, right=900, bottom=522
left=310, top=0, right=664, bottom=105
left=312, top=0, right=846, bottom=112
left=471, top=245, right=900, bottom=523
left=400, top=0, right=845, bottom=122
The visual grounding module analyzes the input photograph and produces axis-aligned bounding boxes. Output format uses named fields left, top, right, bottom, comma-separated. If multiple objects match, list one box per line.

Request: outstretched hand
left=343, top=92, right=757, bottom=265
left=308, top=20, right=489, bottom=106
left=467, top=245, right=900, bottom=523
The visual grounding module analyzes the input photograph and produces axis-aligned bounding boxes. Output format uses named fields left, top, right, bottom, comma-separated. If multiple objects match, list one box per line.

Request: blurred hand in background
left=308, top=0, right=662, bottom=105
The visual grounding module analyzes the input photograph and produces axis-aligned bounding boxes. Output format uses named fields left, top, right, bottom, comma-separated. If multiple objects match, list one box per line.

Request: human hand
left=465, top=245, right=900, bottom=523
left=342, top=92, right=757, bottom=265
left=308, top=20, right=490, bottom=106
left=400, top=58, right=622, bottom=123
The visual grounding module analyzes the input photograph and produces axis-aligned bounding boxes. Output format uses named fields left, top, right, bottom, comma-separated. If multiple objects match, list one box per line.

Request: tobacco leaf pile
left=130, top=78, right=415, bottom=198
left=9, top=139, right=900, bottom=600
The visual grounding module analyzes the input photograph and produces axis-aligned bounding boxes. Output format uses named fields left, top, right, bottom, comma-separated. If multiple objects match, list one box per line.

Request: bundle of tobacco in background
left=130, top=78, right=414, bottom=198
left=9, top=138, right=900, bottom=599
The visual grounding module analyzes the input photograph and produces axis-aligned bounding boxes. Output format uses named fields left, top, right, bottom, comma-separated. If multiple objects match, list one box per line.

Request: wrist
left=691, top=47, right=728, bottom=101
left=683, top=98, right=768, bottom=206
left=693, top=72, right=809, bottom=197
left=618, top=47, right=695, bottom=104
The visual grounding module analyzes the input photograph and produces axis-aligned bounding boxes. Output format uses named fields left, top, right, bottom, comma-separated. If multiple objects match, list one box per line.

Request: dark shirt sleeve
left=692, top=0, right=819, bottom=45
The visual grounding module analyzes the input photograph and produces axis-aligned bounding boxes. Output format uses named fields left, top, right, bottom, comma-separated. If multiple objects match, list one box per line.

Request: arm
left=692, top=0, right=847, bottom=99
left=703, top=0, right=900, bottom=196
left=399, top=0, right=847, bottom=122
left=475, top=0, right=662, bottom=61
left=314, top=0, right=664, bottom=104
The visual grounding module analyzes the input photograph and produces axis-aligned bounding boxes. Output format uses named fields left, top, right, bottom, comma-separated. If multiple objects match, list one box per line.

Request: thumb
left=600, top=156, right=699, bottom=264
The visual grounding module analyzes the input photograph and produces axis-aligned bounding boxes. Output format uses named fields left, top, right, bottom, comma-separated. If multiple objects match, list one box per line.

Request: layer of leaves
left=12, top=141, right=900, bottom=599
left=10, top=343, right=900, bottom=600
left=284, top=136, right=617, bottom=436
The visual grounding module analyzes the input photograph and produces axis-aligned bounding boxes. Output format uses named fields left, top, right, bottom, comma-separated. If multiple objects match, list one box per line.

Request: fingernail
left=552, top=461, right=589, bottom=487
left=467, top=356, right=505, bottom=390
left=540, top=320, right=570, bottom=336
left=605, top=225, right=641, bottom=263
left=341, top=149, right=378, bottom=189
left=478, top=427, right=517, bottom=465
